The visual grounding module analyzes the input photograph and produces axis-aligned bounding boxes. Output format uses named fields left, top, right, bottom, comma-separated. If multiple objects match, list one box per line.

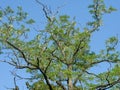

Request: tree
left=0, top=0, right=120, bottom=90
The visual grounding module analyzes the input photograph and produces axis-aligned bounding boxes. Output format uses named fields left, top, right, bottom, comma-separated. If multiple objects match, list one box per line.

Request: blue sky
left=0, top=0, right=120, bottom=90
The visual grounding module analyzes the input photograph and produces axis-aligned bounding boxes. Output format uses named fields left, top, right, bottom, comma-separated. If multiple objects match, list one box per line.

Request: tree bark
left=68, top=78, right=73, bottom=90
left=68, top=65, right=73, bottom=90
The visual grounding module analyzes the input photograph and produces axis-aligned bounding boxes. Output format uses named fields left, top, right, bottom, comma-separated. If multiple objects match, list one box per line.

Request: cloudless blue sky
left=0, top=0, right=120, bottom=90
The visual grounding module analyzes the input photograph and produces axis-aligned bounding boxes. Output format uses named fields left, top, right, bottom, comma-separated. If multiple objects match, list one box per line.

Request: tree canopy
left=0, top=0, right=120, bottom=90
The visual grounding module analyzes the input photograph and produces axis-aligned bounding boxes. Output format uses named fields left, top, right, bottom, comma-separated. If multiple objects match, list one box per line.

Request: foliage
left=0, top=0, right=120, bottom=90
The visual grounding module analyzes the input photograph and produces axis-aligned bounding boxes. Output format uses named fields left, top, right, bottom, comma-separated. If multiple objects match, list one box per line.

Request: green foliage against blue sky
left=0, top=0, right=120, bottom=90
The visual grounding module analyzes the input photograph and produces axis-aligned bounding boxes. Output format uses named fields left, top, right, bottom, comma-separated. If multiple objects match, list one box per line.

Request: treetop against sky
left=0, top=0, right=120, bottom=90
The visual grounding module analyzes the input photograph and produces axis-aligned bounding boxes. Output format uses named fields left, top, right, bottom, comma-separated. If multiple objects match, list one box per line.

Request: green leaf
left=0, top=10, right=3, bottom=18
left=109, top=6, right=117, bottom=11
left=26, top=19, right=35, bottom=24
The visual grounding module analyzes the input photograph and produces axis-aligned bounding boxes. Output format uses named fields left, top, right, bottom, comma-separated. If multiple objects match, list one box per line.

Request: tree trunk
left=68, top=65, right=73, bottom=90
left=68, top=78, right=73, bottom=90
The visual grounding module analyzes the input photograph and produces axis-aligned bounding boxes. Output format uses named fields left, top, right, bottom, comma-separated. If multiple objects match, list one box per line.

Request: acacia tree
left=0, top=0, right=120, bottom=90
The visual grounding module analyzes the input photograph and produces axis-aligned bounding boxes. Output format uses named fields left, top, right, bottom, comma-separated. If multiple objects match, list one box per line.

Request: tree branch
left=51, top=34, right=65, bottom=57
left=95, top=78, right=120, bottom=90
left=90, top=59, right=120, bottom=66
left=35, top=0, right=52, bottom=22
left=89, top=0, right=101, bottom=33
left=44, top=58, right=52, bottom=74
left=72, top=37, right=85, bottom=58
left=37, top=67, right=53, bottom=90
left=6, top=41, right=28, bottom=63
left=51, top=48, right=67, bottom=64
left=56, top=81, right=66, bottom=90
left=13, top=77, right=19, bottom=90
left=5, top=40, right=53, bottom=90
